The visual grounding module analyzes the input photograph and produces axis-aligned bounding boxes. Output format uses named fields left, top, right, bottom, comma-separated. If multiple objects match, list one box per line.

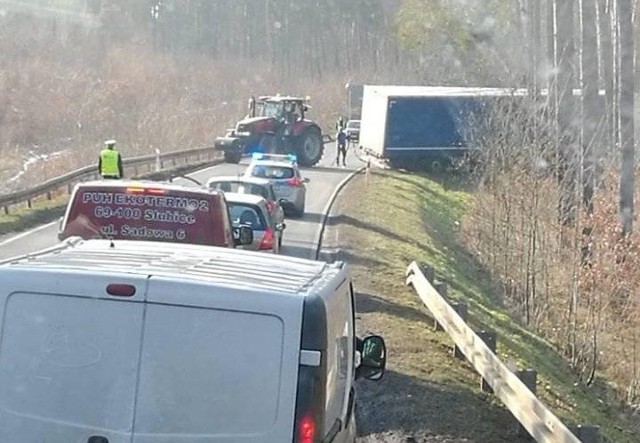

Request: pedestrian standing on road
left=336, top=130, right=348, bottom=167
left=98, top=139, right=123, bottom=179
left=335, top=116, right=346, bottom=132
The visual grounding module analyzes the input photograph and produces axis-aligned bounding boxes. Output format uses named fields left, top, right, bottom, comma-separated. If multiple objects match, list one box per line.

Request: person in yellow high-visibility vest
left=98, top=139, right=123, bottom=179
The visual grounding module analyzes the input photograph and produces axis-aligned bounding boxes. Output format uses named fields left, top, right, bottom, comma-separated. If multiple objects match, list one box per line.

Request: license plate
left=274, top=184, right=292, bottom=195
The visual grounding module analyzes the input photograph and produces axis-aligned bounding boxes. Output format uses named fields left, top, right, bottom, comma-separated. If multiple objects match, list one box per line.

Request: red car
left=206, top=175, right=286, bottom=230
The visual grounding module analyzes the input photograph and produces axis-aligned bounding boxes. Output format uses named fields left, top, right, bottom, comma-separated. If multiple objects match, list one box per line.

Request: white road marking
left=0, top=220, right=59, bottom=248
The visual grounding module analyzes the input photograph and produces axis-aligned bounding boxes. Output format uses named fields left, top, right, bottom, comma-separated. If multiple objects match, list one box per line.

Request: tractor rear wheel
left=224, top=150, right=242, bottom=164
left=295, top=127, right=323, bottom=167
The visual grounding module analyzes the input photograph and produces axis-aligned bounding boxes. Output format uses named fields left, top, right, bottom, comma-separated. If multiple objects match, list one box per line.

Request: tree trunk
left=556, top=1, right=578, bottom=225
left=581, top=0, right=599, bottom=213
left=618, top=0, right=635, bottom=235
left=598, top=0, right=615, bottom=178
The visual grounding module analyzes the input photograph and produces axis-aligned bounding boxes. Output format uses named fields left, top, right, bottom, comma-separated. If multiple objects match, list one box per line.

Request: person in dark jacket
left=336, top=130, right=349, bottom=167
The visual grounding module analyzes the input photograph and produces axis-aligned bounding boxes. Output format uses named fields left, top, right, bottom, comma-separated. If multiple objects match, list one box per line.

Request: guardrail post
left=516, top=369, right=537, bottom=439
left=67, top=183, right=72, bottom=194
left=477, top=330, right=497, bottom=393
left=572, top=425, right=601, bottom=443
left=46, top=191, right=52, bottom=200
left=3, top=205, right=8, bottom=215
left=418, top=263, right=436, bottom=283
left=433, top=282, right=449, bottom=331
left=26, top=199, right=32, bottom=209
left=155, top=149, right=161, bottom=171
left=451, top=302, right=468, bottom=359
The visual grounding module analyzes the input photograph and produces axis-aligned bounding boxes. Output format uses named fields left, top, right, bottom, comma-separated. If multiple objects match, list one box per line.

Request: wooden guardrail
left=0, top=146, right=222, bottom=215
left=406, top=261, right=601, bottom=443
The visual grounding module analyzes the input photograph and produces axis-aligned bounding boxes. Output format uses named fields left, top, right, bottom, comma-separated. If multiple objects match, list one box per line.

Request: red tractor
left=214, top=95, right=325, bottom=167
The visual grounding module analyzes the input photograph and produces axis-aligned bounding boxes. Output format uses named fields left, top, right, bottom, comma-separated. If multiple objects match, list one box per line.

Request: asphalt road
left=0, top=142, right=362, bottom=261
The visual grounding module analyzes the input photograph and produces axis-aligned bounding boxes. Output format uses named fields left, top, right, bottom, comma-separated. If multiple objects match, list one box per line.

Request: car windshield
left=227, top=203, right=266, bottom=230
left=249, top=165, right=295, bottom=180
left=210, top=181, right=269, bottom=199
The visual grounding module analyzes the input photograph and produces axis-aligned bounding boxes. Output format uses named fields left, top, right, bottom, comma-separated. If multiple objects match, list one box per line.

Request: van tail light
left=126, top=187, right=166, bottom=195
left=298, top=415, right=316, bottom=443
left=288, top=177, right=303, bottom=187
left=259, top=228, right=274, bottom=250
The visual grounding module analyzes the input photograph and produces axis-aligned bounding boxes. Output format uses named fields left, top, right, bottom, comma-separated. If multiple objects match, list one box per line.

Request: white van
left=0, top=238, right=386, bottom=443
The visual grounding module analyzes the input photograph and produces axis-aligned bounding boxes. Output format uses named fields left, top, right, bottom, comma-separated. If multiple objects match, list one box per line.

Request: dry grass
left=0, top=37, right=361, bottom=193
left=324, top=170, right=639, bottom=442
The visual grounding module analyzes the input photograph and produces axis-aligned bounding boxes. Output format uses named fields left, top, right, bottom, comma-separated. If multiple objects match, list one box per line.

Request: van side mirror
left=356, top=335, right=386, bottom=381
left=233, top=225, right=254, bottom=246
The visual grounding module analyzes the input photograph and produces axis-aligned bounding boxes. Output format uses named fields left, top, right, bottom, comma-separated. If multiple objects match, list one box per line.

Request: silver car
left=346, top=119, right=360, bottom=146
left=206, top=175, right=285, bottom=230
left=243, top=154, right=308, bottom=217
left=224, top=192, right=285, bottom=253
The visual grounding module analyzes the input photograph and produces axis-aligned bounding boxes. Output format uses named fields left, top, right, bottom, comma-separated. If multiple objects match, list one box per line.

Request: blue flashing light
left=250, top=152, right=297, bottom=164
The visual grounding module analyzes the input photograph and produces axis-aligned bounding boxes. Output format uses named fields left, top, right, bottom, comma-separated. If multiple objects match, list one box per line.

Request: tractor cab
left=252, top=96, right=310, bottom=124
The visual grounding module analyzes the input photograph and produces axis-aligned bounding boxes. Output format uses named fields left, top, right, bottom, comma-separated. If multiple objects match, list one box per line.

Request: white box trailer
left=359, top=85, right=528, bottom=166
left=0, top=239, right=386, bottom=443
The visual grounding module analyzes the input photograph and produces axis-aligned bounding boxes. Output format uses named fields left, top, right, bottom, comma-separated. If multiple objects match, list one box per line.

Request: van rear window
left=134, top=304, right=284, bottom=436
left=60, top=186, right=227, bottom=246
left=0, top=293, right=142, bottom=432
left=210, top=181, right=269, bottom=199
left=250, top=166, right=294, bottom=180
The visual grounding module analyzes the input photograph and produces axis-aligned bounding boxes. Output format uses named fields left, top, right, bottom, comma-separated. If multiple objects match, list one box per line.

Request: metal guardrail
left=406, top=261, right=600, bottom=443
left=0, top=146, right=222, bottom=214
left=1, top=135, right=337, bottom=215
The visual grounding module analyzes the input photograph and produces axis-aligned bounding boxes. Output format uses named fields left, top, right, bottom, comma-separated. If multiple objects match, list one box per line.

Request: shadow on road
left=280, top=244, right=314, bottom=260
left=287, top=212, right=325, bottom=224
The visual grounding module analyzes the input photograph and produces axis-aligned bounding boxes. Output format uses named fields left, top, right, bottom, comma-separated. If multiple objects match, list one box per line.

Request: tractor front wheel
left=295, top=127, right=323, bottom=167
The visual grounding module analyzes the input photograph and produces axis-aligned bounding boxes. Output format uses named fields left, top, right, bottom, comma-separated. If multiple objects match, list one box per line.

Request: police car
left=243, top=153, right=308, bottom=217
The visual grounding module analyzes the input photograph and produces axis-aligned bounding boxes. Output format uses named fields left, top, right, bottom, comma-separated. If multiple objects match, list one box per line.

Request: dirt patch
left=322, top=169, right=639, bottom=442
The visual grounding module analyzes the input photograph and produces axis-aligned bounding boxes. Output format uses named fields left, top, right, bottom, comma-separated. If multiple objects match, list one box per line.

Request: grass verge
left=0, top=195, right=67, bottom=237
left=323, top=169, right=639, bottom=442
